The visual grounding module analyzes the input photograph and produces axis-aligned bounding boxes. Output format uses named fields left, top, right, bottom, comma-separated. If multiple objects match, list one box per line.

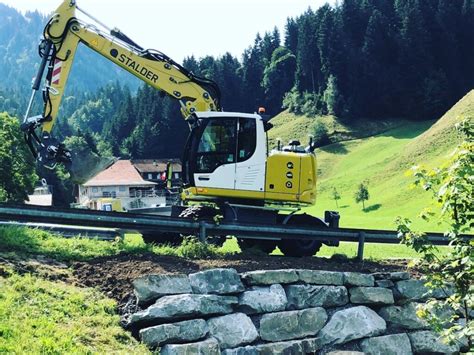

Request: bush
left=177, top=237, right=220, bottom=259
left=396, top=118, right=473, bottom=350
left=313, top=121, right=330, bottom=147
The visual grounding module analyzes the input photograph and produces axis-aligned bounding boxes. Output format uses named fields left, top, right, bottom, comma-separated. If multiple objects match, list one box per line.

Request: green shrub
left=177, top=237, right=220, bottom=259
left=313, top=121, right=330, bottom=147
left=397, top=118, right=473, bottom=350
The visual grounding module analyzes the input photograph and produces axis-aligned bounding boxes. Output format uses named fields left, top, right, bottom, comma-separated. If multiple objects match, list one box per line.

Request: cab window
left=196, top=118, right=236, bottom=173
left=237, top=118, right=256, bottom=162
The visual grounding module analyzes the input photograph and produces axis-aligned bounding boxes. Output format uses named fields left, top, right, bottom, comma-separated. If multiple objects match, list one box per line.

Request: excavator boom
left=22, top=0, right=220, bottom=182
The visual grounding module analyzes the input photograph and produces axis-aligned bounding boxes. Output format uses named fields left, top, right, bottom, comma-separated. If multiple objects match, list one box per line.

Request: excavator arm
left=22, top=0, right=220, bottom=174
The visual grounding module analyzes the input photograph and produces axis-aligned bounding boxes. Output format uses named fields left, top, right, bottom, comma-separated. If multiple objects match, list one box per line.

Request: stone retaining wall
left=124, top=268, right=464, bottom=354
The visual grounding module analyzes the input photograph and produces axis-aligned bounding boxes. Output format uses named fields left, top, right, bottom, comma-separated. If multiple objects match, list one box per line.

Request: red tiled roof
left=132, top=159, right=182, bottom=173
left=83, top=160, right=156, bottom=187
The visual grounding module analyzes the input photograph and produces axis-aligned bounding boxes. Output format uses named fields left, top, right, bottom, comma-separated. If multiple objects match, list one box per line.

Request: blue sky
left=1, top=0, right=329, bottom=62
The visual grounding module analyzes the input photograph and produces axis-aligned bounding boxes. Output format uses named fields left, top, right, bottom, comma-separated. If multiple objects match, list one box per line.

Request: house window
left=92, top=187, right=98, bottom=193
left=119, top=186, right=126, bottom=192
left=148, top=173, right=153, bottom=180
left=103, top=191, right=117, bottom=198
left=174, top=173, right=180, bottom=179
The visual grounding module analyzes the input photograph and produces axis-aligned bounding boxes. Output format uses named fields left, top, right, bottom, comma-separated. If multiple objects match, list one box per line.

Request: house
left=131, top=159, right=182, bottom=188
left=77, top=160, right=166, bottom=211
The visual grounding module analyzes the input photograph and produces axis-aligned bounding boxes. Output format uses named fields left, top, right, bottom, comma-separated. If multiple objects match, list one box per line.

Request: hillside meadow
left=269, top=90, right=473, bottom=231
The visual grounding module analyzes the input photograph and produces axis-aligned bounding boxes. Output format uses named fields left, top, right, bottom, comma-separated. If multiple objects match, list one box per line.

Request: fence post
left=357, top=231, right=365, bottom=261
left=199, top=221, right=207, bottom=243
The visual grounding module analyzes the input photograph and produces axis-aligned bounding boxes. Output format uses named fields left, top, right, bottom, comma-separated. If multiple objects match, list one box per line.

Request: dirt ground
left=70, top=252, right=420, bottom=314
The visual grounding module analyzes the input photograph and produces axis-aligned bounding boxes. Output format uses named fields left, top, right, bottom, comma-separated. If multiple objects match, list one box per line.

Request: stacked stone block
left=126, top=268, right=463, bottom=354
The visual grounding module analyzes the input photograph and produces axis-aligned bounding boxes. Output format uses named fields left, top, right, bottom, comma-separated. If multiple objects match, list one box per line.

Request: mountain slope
left=301, top=90, right=473, bottom=231
left=0, top=4, right=139, bottom=93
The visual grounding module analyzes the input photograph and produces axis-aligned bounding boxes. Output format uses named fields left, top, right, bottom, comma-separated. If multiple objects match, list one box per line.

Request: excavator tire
left=178, top=205, right=226, bottom=247
left=237, top=238, right=277, bottom=254
left=277, top=214, right=325, bottom=257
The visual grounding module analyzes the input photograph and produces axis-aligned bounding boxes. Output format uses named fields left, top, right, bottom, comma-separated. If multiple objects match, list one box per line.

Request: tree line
left=54, top=0, right=474, bottom=161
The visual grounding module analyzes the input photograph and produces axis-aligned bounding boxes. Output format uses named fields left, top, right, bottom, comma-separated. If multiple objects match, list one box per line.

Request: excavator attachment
left=25, top=130, right=115, bottom=184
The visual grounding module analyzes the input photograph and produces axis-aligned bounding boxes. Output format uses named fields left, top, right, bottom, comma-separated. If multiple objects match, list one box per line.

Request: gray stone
left=207, top=313, right=258, bottom=349
left=297, top=269, right=344, bottom=285
left=132, top=274, right=192, bottom=305
left=343, top=272, right=374, bottom=287
left=372, top=272, right=410, bottom=281
left=394, top=280, right=430, bottom=301
left=129, top=294, right=237, bottom=328
left=326, top=352, right=364, bottom=355
left=241, top=269, right=299, bottom=285
left=379, top=303, right=428, bottom=330
left=259, top=307, right=328, bottom=341
left=238, top=284, right=287, bottom=315
left=221, top=346, right=258, bottom=355
left=390, top=272, right=410, bottom=281
left=360, top=333, right=413, bottom=355
left=395, top=280, right=453, bottom=302
left=408, top=330, right=459, bottom=354
left=285, top=285, right=348, bottom=309
left=139, top=319, right=208, bottom=348
left=256, top=338, right=320, bottom=355
left=350, top=287, right=394, bottom=305
left=160, top=337, right=220, bottom=355
left=375, top=279, right=394, bottom=288
left=371, top=272, right=391, bottom=280
left=189, top=268, right=244, bottom=294
left=318, top=306, right=386, bottom=346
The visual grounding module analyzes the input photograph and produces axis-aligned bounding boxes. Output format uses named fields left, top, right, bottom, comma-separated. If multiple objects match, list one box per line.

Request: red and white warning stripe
left=51, top=59, right=62, bottom=85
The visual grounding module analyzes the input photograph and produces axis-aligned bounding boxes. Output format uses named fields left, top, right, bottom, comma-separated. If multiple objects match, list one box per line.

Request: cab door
left=193, top=118, right=237, bottom=190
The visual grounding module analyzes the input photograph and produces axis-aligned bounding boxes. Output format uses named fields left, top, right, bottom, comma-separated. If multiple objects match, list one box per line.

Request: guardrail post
left=357, top=231, right=365, bottom=262
left=199, top=221, right=207, bottom=243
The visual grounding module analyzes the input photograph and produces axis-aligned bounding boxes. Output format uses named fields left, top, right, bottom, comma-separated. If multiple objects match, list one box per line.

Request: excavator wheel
left=277, top=214, right=325, bottom=257
left=237, top=238, right=277, bottom=254
left=141, top=232, right=182, bottom=246
left=179, top=205, right=226, bottom=247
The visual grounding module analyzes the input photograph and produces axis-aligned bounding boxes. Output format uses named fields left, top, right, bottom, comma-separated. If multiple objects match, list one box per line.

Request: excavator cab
left=182, top=112, right=267, bottom=203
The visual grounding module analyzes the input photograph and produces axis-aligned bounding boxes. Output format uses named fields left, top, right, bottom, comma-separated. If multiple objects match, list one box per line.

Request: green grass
left=0, top=225, right=430, bottom=261
left=301, top=91, right=474, bottom=231
left=0, top=270, right=149, bottom=354
left=0, top=226, right=234, bottom=262
left=0, top=226, right=150, bottom=262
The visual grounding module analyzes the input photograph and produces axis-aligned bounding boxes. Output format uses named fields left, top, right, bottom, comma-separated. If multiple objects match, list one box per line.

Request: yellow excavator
left=22, top=0, right=339, bottom=256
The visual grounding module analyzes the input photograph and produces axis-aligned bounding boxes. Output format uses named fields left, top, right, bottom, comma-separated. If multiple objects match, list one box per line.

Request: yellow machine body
left=182, top=151, right=317, bottom=206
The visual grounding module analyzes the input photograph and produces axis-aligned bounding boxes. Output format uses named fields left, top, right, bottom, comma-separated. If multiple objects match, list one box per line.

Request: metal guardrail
left=0, top=203, right=471, bottom=260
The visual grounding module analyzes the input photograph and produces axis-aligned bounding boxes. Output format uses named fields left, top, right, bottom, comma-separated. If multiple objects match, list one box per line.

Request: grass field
left=270, top=90, right=473, bottom=232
